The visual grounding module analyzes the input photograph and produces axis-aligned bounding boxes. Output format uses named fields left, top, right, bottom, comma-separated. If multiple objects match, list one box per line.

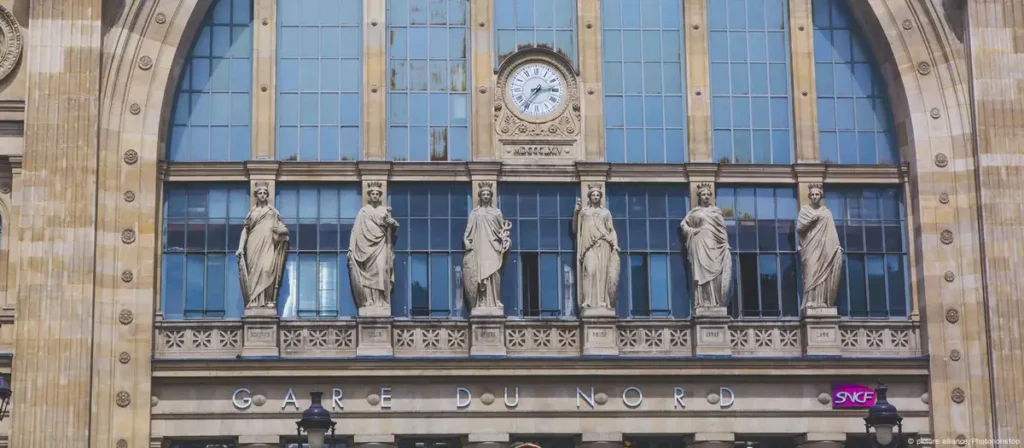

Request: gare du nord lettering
left=231, top=385, right=737, bottom=410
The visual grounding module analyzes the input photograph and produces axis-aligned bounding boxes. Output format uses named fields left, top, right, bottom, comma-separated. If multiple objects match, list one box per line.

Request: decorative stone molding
left=934, top=153, right=948, bottom=167
left=480, top=392, right=495, bottom=405
left=940, top=229, right=954, bottom=245
left=118, top=352, right=131, bottom=364
left=594, top=392, right=609, bottom=405
left=121, top=229, right=136, bottom=244
left=367, top=393, right=381, bottom=405
left=279, top=321, right=357, bottom=358
left=945, top=308, right=960, bottom=324
left=118, top=309, right=134, bottom=325
left=0, top=5, right=22, bottom=82
left=939, top=192, right=949, bottom=204
left=0, top=183, right=9, bottom=194
left=124, top=190, right=136, bottom=202
left=950, top=387, right=965, bottom=403
left=151, top=396, right=159, bottom=407
left=617, top=321, right=691, bottom=356
left=917, top=61, right=932, bottom=75
left=956, top=436, right=968, bottom=447
left=393, top=321, right=469, bottom=357
left=505, top=321, right=579, bottom=356
left=729, top=322, right=802, bottom=357
left=252, top=394, right=267, bottom=406
left=123, top=149, right=139, bottom=165
left=115, top=391, right=132, bottom=408
left=930, top=107, right=942, bottom=119
left=129, top=103, right=141, bottom=115
left=155, top=12, right=167, bottom=24
left=949, top=349, right=961, bottom=361
left=838, top=321, right=921, bottom=357
left=902, top=19, right=913, bottom=30
left=505, top=145, right=572, bottom=157
left=155, top=321, right=243, bottom=358
left=121, top=270, right=134, bottom=283
left=117, top=439, right=128, bottom=448
left=817, top=393, right=831, bottom=405
left=944, top=271, right=956, bottom=282
left=921, top=392, right=930, bottom=404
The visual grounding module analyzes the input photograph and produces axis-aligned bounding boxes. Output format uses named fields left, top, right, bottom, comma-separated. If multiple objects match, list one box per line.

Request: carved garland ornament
left=118, top=351, right=131, bottom=364
left=939, top=192, right=950, bottom=204
left=117, top=439, right=128, bottom=448
left=949, top=349, right=961, bottom=361
left=123, top=149, right=139, bottom=165
left=116, top=391, right=132, bottom=407
left=0, top=5, right=22, bottom=83
left=493, top=50, right=582, bottom=142
left=944, top=270, right=956, bottom=282
left=121, top=269, right=134, bottom=283
left=124, top=190, right=136, bottom=203
left=940, top=229, right=954, bottom=245
left=121, top=229, right=136, bottom=244
left=945, top=308, right=960, bottom=324
left=950, top=387, right=965, bottom=404
left=119, top=308, right=134, bottom=325
left=934, top=153, right=949, bottom=167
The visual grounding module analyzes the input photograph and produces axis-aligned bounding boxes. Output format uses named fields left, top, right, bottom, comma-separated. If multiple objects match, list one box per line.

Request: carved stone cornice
left=277, top=161, right=359, bottom=181
left=718, top=164, right=795, bottom=184
left=467, top=161, right=503, bottom=180
left=823, top=164, right=905, bottom=184
left=244, top=160, right=280, bottom=180
left=356, top=160, right=392, bottom=180
left=793, top=163, right=828, bottom=182
left=390, top=162, right=471, bottom=181
left=500, top=163, right=576, bottom=182
left=685, top=163, right=719, bottom=181
left=162, top=162, right=247, bottom=182
left=575, top=161, right=610, bottom=181
left=608, top=164, right=687, bottom=183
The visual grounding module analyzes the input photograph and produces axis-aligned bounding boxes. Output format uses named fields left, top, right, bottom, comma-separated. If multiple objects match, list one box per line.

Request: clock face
left=508, top=62, right=565, bottom=117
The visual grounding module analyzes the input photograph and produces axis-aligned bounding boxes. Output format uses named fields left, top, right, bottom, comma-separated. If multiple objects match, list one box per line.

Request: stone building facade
left=0, top=0, right=1021, bottom=447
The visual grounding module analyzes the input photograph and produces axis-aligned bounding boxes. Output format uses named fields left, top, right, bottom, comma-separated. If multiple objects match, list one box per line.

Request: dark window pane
left=540, top=254, right=561, bottom=315
left=166, top=222, right=186, bottom=250
left=298, top=223, right=318, bottom=250
left=757, top=220, right=777, bottom=251
left=847, top=254, right=867, bottom=317
left=780, top=253, right=799, bottom=316
left=886, top=255, right=908, bottom=317
left=865, top=224, right=883, bottom=252
left=759, top=254, right=780, bottom=316
left=429, top=253, right=450, bottom=316
left=739, top=254, right=760, bottom=316
left=521, top=253, right=540, bottom=317
left=318, top=223, right=339, bottom=250
left=883, top=224, right=903, bottom=251
left=738, top=221, right=757, bottom=251
left=630, top=255, right=650, bottom=316
left=410, top=254, right=429, bottom=315
left=866, top=254, right=887, bottom=317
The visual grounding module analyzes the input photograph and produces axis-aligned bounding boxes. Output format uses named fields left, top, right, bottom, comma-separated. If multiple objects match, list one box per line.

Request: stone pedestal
left=470, top=315, right=506, bottom=356
left=242, top=308, right=280, bottom=357
left=357, top=317, right=394, bottom=356
left=693, top=306, right=731, bottom=356
left=802, top=307, right=841, bottom=356
left=581, top=310, right=619, bottom=356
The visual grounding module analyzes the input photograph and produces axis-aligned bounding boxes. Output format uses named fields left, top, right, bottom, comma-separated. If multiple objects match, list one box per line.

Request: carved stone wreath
left=944, top=270, right=956, bottom=282
left=938, top=192, right=949, bottom=204
left=121, top=228, right=136, bottom=244
left=124, top=190, right=136, bottom=203
left=934, top=152, right=949, bottom=167
left=493, top=49, right=581, bottom=141
left=945, top=308, right=960, bottom=324
left=940, top=229, right=954, bottom=245
left=138, top=55, right=154, bottom=70
left=123, top=149, right=139, bottom=165
left=118, top=308, right=134, bottom=325
left=117, top=439, right=128, bottom=448
left=0, top=5, right=23, bottom=83
left=121, top=269, right=134, bottom=283
left=116, top=391, right=132, bottom=407
left=949, top=349, right=961, bottom=361
left=118, top=351, right=131, bottom=364
left=950, top=387, right=965, bottom=404
left=129, top=103, right=141, bottom=115
left=917, top=61, right=932, bottom=75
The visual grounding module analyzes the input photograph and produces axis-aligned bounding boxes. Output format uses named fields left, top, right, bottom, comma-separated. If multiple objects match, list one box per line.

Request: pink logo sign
left=831, top=384, right=876, bottom=408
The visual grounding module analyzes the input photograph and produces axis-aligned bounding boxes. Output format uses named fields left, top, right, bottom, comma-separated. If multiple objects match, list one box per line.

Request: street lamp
left=0, top=376, right=11, bottom=421
left=864, top=382, right=903, bottom=447
left=296, top=390, right=336, bottom=448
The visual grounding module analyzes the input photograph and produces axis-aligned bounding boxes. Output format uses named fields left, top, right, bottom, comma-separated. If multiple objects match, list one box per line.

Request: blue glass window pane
left=813, top=0, right=896, bottom=164
left=277, top=0, right=362, bottom=160
left=496, top=0, right=578, bottom=66
left=169, top=0, right=252, bottom=161
left=709, top=0, right=792, bottom=164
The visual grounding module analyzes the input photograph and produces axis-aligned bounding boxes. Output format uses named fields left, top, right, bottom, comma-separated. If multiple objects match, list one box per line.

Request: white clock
left=507, top=62, right=566, bottom=118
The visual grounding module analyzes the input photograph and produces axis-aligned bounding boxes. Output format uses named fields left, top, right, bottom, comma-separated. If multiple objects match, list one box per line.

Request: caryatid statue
left=681, top=183, right=732, bottom=309
left=348, top=181, right=400, bottom=315
left=574, top=183, right=620, bottom=314
left=797, top=184, right=844, bottom=309
left=462, top=182, right=512, bottom=315
left=235, top=181, right=290, bottom=309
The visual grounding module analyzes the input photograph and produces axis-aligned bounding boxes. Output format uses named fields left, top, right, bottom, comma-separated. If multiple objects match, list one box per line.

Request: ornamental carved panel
left=493, top=48, right=582, bottom=161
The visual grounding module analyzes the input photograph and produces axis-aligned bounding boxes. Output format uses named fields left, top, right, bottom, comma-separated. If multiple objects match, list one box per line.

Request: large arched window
left=168, top=0, right=253, bottom=162
left=812, top=0, right=897, bottom=164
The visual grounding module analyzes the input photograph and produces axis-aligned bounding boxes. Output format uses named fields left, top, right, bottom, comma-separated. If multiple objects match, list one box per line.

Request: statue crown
left=478, top=181, right=494, bottom=191
left=253, top=181, right=270, bottom=192
left=808, top=183, right=824, bottom=192
left=366, top=181, right=384, bottom=190
left=697, top=183, right=713, bottom=194
left=587, top=183, right=603, bottom=192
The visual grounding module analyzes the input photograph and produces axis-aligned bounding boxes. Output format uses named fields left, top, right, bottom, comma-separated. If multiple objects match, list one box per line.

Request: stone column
left=354, top=434, right=396, bottom=448
left=578, top=0, right=604, bottom=160
left=11, top=0, right=103, bottom=446
left=684, top=0, right=712, bottom=162
left=363, top=0, right=387, bottom=159
left=787, top=0, right=819, bottom=163
left=241, top=162, right=283, bottom=357
left=581, top=432, right=624, bottom=448
left=795, top=434, right=845, bottom=448
left=470, top=0, right=496, bottom=159
left=252, top=0, right=278, bottom=160
left=467, top=433, right=510, bottom=448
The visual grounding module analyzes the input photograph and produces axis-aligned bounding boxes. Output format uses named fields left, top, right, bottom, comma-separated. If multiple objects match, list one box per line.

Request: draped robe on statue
left=577, top=206, right=620, bottom=309
left=797, top=204, right=844, bottom=308
left=241, top=206, right=289, bottom=308
left=681, top=206, right=732, bottom=308
left=348, top=204, right=396, bottom=309
left=462, top=206, right=507, bottom=310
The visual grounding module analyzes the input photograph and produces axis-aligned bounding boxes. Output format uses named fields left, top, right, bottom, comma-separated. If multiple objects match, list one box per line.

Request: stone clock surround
left=1, top=0, right=1010, bottom=446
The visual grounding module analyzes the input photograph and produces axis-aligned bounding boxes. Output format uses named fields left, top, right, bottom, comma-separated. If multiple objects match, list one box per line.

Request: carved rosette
left=0, top=6, right=22, bottom=83
left=493, top=49, right=581, bottom=159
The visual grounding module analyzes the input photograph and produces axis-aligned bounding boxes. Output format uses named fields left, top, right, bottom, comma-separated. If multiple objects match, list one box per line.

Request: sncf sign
left=832, top=384, right=877, bottom=408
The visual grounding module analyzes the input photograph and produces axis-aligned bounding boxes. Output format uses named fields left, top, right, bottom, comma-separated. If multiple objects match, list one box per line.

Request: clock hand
left=522, top=86, right=543, bottom=108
